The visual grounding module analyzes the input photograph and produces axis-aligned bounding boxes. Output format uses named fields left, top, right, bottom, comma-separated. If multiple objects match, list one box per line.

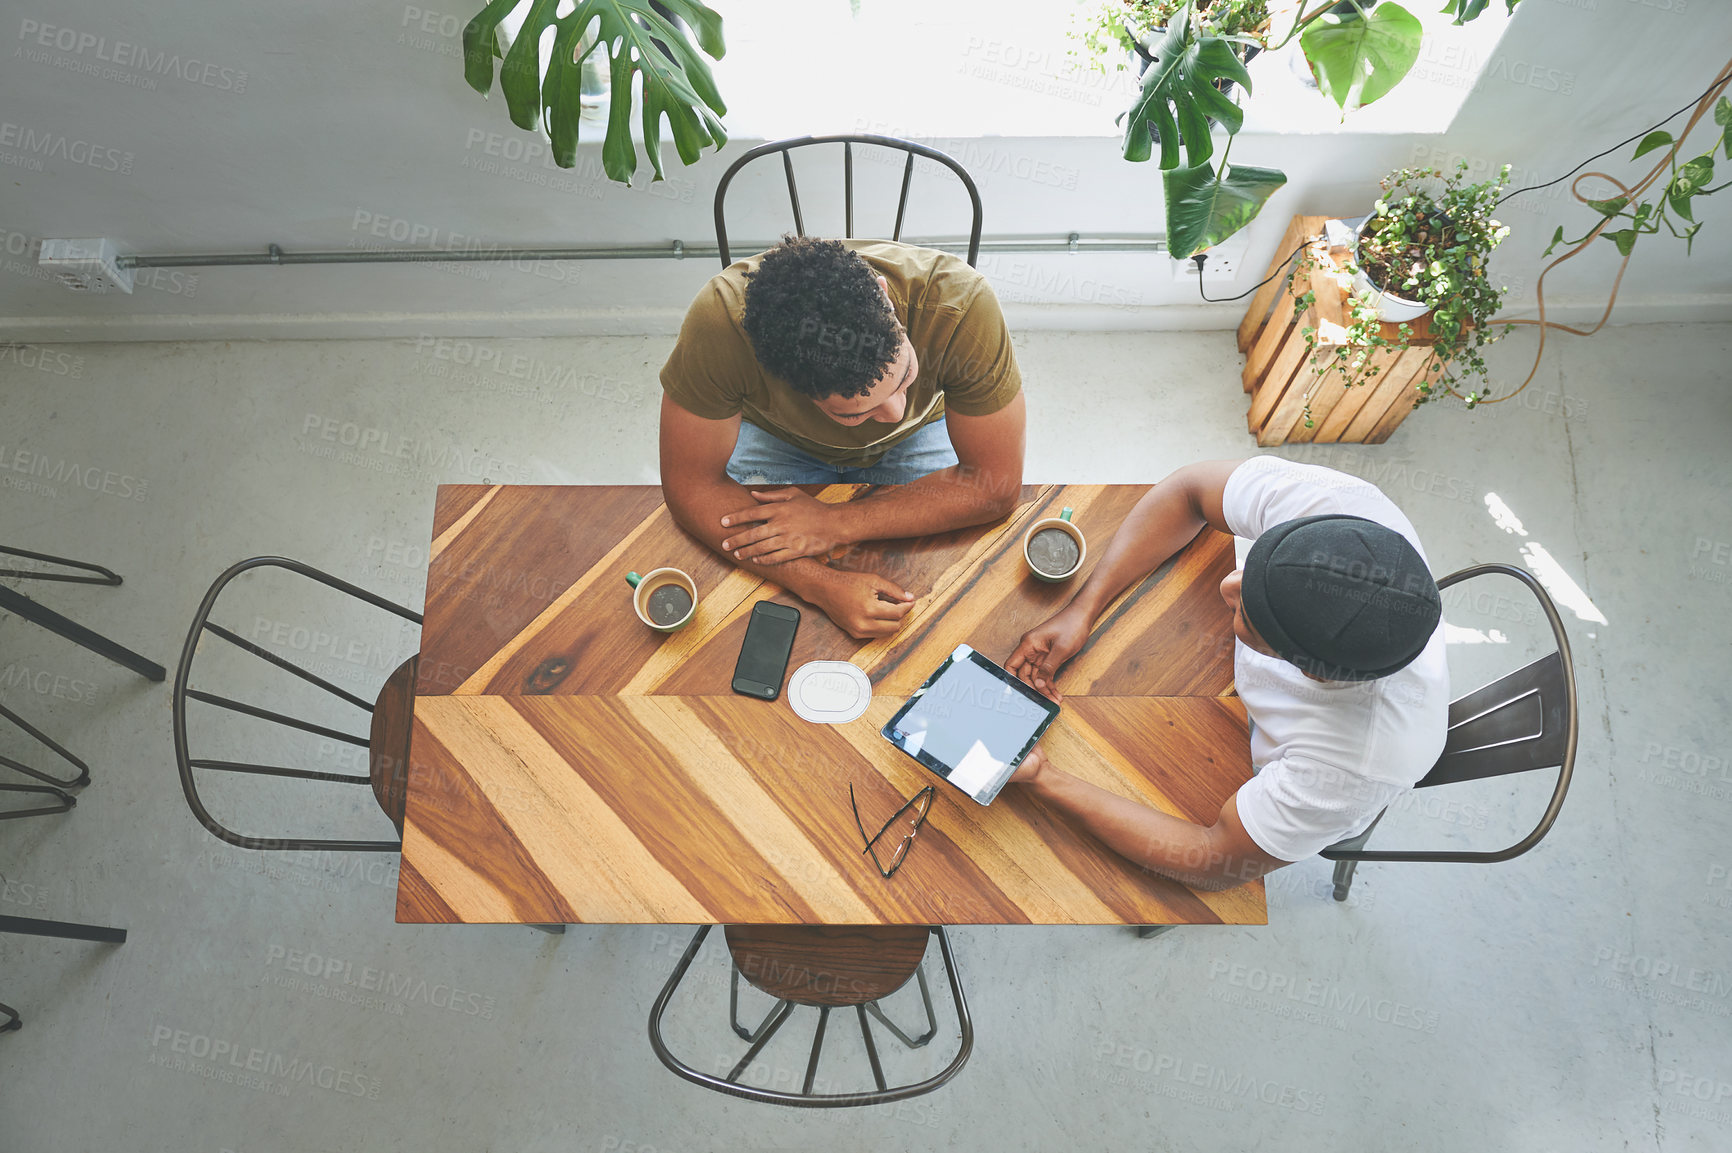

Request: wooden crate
left=1237, top=215, right=1442, bottom=446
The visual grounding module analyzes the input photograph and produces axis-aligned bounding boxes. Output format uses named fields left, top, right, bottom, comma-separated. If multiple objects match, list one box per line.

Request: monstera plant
left=1125, top=0, right=1519, bottom=259
left=462, top=0, right=728, bottom=184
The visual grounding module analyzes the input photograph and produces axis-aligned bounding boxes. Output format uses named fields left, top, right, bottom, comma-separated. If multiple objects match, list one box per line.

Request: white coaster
left=787, top=661, right=873, bottom=724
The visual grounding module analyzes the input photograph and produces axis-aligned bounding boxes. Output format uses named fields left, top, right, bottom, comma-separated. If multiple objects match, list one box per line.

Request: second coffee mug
left=626, top=568, right=697, bottom=631
left=1023, top=507, right=1086, bottom=582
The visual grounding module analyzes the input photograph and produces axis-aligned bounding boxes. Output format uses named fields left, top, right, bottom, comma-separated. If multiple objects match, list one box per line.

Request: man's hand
left=1005, top=604, right=1092, bottom=700
left=1008, top=742, right=1050, bottom=786
left=720, top=487, right=843, bottom=564
left=812, top=569, right=915, bottom=639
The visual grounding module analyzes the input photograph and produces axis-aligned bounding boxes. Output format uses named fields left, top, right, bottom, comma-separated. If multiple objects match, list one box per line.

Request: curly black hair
left=741, top=235, right=903, bottom=400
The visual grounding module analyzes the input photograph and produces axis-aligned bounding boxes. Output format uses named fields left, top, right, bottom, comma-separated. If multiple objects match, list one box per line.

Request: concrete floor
left=1, top=321, right=1728, bottom=1152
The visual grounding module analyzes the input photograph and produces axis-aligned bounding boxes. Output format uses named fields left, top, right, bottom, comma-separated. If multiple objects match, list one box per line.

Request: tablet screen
left=882, top=645, right=1058, bottom=805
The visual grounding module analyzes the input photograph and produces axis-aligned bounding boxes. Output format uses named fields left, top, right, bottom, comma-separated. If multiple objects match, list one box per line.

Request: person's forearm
left=829, top=463, right=1020, bottom=545
left=664, top=476, right=836, bottom=603
left=1068, top=477, right=1209, bottom=623
left=1024, top=767, right=1254, bottom=891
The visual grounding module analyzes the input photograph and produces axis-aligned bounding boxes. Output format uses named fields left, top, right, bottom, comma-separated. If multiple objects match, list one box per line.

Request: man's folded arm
left=830, top=391, right=1027, bottom=544
left=657, top=395, right=836, bottom=602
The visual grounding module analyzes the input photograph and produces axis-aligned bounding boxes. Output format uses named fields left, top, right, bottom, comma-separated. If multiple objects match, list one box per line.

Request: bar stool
left=649, top=924, right=972, bottom=1107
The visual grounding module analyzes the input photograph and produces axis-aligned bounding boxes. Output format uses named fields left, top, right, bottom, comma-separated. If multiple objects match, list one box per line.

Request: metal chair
left=713, top=134, right=984, bottom=269
left=1321, top=563, right=1579, bottom=900
left=170, top=557, right=565, bottom=936
left=171, top=557, right=420, bottom=853
left=0, top=546, right=165, bottom=682
left=0, top=1002, right=18, bottom=1033
left=649, top=924, right=972, bottom=1107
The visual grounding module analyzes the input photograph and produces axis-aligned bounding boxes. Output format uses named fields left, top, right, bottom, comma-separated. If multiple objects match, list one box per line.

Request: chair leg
left=1136, top=925, right=1176, bottom=940
left=729, top=966, right=787, bottom=1042
left=0, top=783, right=76, bottom=821
left=0, top=700, right=92, bottom=789
left=725, top=1000, right=795, bottom=1083
left=0, top=1002, right=19, bottom=1033
left=0, top=584, right=165, bottom=682
left=863, top=964, right=938, bottom=1048
left=1327, top=811, right=1384, bottom=902
left=856, top=1004, right=889, bottom=1092
left=529, top=924, right=565, bottom=935
left=1332, top=859, right=1358, bottom=902
left=802, top=1006, right=831, bottom=1094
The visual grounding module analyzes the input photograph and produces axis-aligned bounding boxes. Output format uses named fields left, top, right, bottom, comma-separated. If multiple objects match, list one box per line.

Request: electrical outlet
left=38, top=238, right=132, bottom=294
left=1171, top=233, right=1252, bottom=284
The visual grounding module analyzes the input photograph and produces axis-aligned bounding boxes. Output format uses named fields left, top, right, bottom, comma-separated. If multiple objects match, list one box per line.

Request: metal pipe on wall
left=118, top=233, right=1166, bottom=270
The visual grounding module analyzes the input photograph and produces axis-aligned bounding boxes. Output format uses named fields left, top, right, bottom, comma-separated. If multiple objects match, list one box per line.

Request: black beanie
left=1240, top=514, right=1442, bottom=681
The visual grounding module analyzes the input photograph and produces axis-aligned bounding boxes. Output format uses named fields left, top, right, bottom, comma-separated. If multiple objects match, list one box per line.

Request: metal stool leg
left=863, top=964, right=938, bottom=1048
left=530, top=924, right=565, bottom=935
left=0, top=1002, right=19, bottom=1033
left=0, top=700, right=92, bottom=789
left=0, top=914, right=128, bottom=944
left=1332, top=859, right=1359, bottom=901
left=0, top=584, right=165, bottom=682
left=1327, top=811, right=1384, bottom=901
left=1136, top=925, right=1176, bottom=939
left=0, top=783, right=75, bottom=820
left=730, top=966, right=788, bottom=1042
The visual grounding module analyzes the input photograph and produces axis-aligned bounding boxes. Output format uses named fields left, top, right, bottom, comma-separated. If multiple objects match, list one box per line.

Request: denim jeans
left=724, top=418, right=959, bottom=486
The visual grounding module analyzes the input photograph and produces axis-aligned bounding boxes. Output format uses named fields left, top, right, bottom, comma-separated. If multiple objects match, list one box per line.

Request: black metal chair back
left=170, top=557, right=422, bottom=853
left=1321, top=563, right=1579, bottom=895
left=713, top=135, right=984, bottom=269
left=648, top=924, right=973, bottom=1107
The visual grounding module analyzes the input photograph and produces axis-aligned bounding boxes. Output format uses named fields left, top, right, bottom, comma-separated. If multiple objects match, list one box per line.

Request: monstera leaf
left=1301, top=2, right=1423, bottom=115
left=1164, top=161, right=1287, bottom=260
left=1121, top=8, right=1253, bottom=171
left=1441, top=0, right=1522, bottom=24
left=463, top=0, right=727, bottom=183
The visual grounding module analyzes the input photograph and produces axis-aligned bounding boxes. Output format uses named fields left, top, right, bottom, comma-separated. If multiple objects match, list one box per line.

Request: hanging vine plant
left=461, top=0, right=729, bottom=184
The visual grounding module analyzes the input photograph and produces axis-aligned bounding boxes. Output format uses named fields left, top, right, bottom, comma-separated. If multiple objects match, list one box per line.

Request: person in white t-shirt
left=1003, top=456, right=1448, bottom=891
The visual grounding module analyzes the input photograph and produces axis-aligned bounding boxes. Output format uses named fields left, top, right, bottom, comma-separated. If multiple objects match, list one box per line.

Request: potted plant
left=1300, top=161, right=1514, bottom=409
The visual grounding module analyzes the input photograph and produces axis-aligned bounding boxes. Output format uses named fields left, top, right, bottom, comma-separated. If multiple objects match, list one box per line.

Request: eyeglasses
left=849, top=783, right=935, bottom=879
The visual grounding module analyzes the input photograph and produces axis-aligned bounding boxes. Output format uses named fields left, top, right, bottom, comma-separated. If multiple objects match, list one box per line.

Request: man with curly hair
left=659, top=235, right=1026, bottom=639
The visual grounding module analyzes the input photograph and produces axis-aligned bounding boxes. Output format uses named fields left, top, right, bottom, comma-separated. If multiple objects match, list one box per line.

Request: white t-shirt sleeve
left=1234, top=755, right=1409, bottom=863
left=1222, top=456, right=1427, bottom=563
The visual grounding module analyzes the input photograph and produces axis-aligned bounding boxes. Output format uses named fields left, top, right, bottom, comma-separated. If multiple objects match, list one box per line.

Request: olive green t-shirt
left=659, top=239, right=1021, bottom=469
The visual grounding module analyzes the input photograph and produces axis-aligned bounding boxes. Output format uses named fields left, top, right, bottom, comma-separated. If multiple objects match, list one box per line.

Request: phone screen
left=734, top=603, right=799, bottom=697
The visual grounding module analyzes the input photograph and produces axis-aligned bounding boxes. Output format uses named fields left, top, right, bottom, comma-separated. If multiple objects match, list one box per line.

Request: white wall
left=0, top=0, right=1728, bottom=341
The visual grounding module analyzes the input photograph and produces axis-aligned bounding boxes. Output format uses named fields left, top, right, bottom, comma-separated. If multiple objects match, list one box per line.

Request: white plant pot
left=1350, top=266, right=1432, bottom=322
left=1352, top=216, right=1433, bottom=322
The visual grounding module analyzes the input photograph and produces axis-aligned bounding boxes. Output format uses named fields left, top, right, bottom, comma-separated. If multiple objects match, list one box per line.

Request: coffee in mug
left=626, top=568, right=698, bottom=632
left=1022, top=506, right=1086, bottom=583
left=1027, top=528, right=1080, bottom=578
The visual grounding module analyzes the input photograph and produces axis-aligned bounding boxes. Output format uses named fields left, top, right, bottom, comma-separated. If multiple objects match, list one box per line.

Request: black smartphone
left=732, top=601, right=801, bottom=700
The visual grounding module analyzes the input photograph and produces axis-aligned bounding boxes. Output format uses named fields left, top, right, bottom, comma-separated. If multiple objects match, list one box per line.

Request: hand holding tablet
left=880, top=644, right=1061, bottom=806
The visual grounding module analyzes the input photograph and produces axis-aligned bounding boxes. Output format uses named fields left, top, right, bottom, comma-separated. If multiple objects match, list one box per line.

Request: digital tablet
left=880, top=644, right=1060, bottom=806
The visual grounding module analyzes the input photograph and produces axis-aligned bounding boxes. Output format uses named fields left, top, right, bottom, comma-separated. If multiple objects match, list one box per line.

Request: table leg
left=1136, top=925, right=1177, bottom=940
left=0, top=585, right=165, bottom=682
left=0, top=914, right=127, bottom=944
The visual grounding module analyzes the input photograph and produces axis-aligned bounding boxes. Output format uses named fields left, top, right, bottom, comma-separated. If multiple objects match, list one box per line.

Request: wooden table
left=395, top=484, right=1265, bottom=927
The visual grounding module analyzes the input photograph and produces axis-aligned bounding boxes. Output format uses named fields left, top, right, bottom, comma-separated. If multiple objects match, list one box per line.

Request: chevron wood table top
left=395, top=484, right=1265, bottom=927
